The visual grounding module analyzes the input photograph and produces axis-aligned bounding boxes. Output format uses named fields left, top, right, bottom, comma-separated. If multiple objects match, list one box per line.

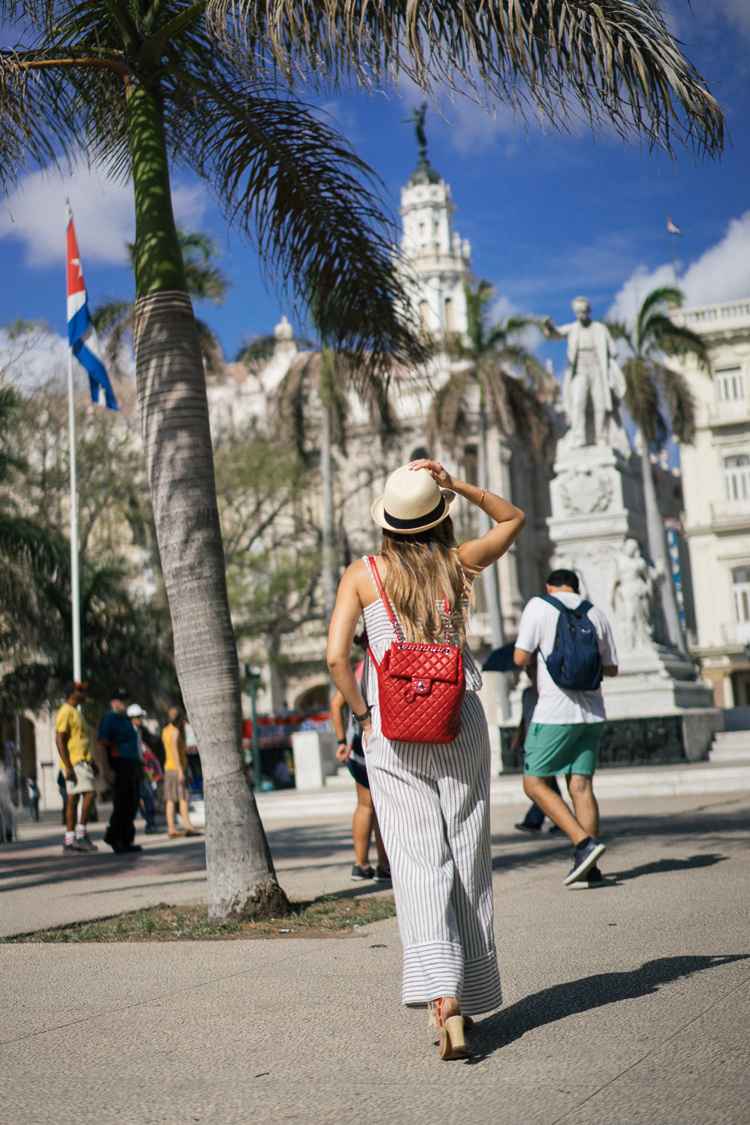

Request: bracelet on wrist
left=353, top=705, right=372, bottom=725
left=337, top=739, right=348, bottom=747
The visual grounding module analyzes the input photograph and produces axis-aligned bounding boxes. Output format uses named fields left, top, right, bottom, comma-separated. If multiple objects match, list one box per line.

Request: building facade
left=673, top=298, right=750, bottom=708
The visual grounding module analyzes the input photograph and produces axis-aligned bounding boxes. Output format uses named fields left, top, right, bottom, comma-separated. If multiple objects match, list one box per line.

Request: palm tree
left=94, top=229, right=229, bottom=376
left=1, top=1, right=722, bottom=919
left=428, top=281, right=553, bottom=678
left=609, top=286, right=709, bottom=651
left=277, top=347, right=397, bottom=621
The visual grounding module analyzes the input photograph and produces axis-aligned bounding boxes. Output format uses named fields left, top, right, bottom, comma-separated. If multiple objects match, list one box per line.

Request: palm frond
left=501, top=371, right=554, bottom=455
left=479, top=364, right=515, bottom=435
left=0, top=513, right=65, bottom=576
left=275, top=350, right=320, bottom=459
left=171, top=74, right=425, bottom=374
left=206, top=0, right=723, bottom=155
left=606, top=319, right=634, bottom=351
left=426, top=368, right=472, bottom=453
left=623, top=356, right=665, bottom=447
left=646, top=315, right=710, bottom=370
left=178, top=229, right=230, bottom=302
left=465, top=281, right=494, bottom=354
left=637, top=284, right=683, bottom=347
left=652, top=362, right=697, bottom=445
left=195, top=316, right=225, bottom=377
left=0, top=34, right=129, bottom=188
left=236, top=334, right=278, bottom=367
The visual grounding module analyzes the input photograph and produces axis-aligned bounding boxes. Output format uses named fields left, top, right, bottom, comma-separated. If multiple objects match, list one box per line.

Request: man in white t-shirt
left=514, top=569, right=619, bottom=886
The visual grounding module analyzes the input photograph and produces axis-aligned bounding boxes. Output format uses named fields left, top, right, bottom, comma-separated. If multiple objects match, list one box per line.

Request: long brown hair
left=381, top=517, right=469, bottom=643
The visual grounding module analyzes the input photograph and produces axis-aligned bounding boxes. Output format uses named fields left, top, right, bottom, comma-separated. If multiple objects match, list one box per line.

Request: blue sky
left=1, top=1, right=749, bottom=369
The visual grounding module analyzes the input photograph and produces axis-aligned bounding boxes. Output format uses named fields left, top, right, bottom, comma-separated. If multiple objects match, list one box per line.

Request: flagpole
left=67, top=340, right=82, bottom=682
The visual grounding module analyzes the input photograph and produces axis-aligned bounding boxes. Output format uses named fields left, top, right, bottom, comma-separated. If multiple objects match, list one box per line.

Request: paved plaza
left=1, top=788, right=749, bottom=1125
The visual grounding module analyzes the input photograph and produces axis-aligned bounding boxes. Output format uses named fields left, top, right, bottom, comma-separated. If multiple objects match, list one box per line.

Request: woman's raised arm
left=409, top=459, right=525, bottom=572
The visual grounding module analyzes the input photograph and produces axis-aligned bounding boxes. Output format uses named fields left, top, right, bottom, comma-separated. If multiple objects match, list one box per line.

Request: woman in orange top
left=161, top=707, right=199, bottom=838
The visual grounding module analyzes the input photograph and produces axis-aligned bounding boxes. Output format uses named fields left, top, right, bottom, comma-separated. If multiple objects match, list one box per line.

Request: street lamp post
left=244, top=664, right=263, bottom=790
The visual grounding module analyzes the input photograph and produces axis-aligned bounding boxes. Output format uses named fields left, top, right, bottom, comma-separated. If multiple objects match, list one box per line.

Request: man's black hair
left=546, top=569, right=580, bottom=593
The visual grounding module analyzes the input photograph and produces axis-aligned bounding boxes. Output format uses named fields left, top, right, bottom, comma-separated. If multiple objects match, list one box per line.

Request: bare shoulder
left=351, top=554, right=386, bottom=607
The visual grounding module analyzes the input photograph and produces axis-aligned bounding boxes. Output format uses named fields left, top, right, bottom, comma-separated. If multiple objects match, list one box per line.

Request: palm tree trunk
left=320, top=377, right=337, bottom=622
left=477, top=403, right=510, bottom=719
left=127, top=79, right=288, bottom=919
left=638, top=433, right=685, bottom=651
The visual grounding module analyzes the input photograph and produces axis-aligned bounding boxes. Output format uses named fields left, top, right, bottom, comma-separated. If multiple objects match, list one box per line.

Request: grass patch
left=2, top=894, right=397, bottom=944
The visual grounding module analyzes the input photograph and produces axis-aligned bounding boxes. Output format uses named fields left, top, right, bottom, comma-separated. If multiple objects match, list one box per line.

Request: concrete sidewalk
left=1, top=789, right=749, bottom=939
left=1, top=793, right=749, bottom=1124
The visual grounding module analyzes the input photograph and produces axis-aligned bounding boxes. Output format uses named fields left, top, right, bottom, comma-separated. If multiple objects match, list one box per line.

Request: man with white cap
left=128, top=704, right=161, bottom=834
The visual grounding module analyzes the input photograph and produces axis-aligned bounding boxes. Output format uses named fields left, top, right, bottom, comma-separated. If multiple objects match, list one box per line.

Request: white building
left=673, top=298, right=750, bottom=708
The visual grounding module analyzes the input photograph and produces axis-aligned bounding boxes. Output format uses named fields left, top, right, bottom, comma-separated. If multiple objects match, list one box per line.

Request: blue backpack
left=540, top=595, right=603, bottom=692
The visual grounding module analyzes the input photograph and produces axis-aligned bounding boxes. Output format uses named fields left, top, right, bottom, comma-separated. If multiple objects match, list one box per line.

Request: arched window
left=418, top=300, right=431, bottom=332
left=444, top=297, right=454, bottom=334
left=410, top=446, right=429, bottom=462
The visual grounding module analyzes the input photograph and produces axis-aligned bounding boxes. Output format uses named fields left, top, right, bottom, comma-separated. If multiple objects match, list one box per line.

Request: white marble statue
left=544, top=297, right=628, bottom=451
left=611, top=538, right=657, bottom=651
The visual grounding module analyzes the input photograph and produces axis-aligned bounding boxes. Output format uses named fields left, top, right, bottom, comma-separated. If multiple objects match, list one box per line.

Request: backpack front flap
left=387, top=641, right=462, bottom=686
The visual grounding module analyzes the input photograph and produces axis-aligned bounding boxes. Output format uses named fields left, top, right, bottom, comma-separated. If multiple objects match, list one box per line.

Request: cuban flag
left=66, top=208, right=118, bottom=411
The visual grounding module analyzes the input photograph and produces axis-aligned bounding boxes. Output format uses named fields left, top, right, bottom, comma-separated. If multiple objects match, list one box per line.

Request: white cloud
left=681, top=212, right=750, bottom=305
left=0, top=163, right=206, bottom=267
left=608, top=211, right=750, bottom=324
left=0, top=323, right=68, bottom=390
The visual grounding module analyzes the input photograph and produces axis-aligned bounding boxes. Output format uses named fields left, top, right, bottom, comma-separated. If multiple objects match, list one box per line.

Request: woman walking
left=330, top=638, right=390, bottom=881
left=327, top=459, right=524, bottom=1059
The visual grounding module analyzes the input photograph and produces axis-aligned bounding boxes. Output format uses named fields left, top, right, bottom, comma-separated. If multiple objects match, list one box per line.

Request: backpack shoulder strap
left=367, top=556, right=404, bottom=642
left=540, top=593, right=568, bottom=615
left=578, top=600, right=593, bottom=615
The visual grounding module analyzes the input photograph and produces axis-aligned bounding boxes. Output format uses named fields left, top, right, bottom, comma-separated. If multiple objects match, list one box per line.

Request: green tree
left=428, top=281, right=553, bottom=662
left=609, top=285, right=708, bottom=650
left=215, top=428, right=323, bottom=709
left=1, top=0, right=722, bottom=919
left=95, top=229, right=229, bottom=376
left=0, top=384, right=65, bottom=659
left=0, top=381, right=178, bottom=714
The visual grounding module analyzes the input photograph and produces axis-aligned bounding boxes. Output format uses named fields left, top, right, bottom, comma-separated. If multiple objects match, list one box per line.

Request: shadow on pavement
left=469, top=954, right=750, bottom=1062
left=3, top=801, right=748, bottom=895
left=610, top=853, right=727, bottom=882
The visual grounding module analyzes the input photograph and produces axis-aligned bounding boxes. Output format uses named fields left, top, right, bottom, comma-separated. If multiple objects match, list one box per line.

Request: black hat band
left=383, top=496, right=446, bottom=530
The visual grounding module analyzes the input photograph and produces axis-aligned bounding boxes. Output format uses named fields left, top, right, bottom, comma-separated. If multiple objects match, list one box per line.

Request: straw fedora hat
left=371, top=465, right=456, bottom=534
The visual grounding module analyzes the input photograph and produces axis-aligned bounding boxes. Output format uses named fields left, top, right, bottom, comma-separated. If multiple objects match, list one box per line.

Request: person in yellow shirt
left=55, top=682, right=98, bottom=855
left=161, top=707, right=199, bottom=838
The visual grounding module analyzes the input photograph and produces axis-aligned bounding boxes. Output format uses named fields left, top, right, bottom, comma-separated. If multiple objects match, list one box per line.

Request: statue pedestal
left=547, top=444, right=718, bottom=754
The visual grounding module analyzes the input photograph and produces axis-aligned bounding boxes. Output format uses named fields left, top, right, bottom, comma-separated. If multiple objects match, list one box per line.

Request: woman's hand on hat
left=408, top=459, right=453, bottom=489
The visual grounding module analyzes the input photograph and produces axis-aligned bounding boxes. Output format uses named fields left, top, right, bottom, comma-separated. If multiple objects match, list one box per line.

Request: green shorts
left=523, top=723, right=603, bottom=778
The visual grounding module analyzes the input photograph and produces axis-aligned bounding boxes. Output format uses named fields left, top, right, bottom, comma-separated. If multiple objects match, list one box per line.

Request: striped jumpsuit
left=361, top=559, right=502, bottom=1016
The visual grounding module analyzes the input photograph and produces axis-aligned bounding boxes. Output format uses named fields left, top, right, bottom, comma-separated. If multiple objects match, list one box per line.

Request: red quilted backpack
left=367, top=556, right=465, bottom=744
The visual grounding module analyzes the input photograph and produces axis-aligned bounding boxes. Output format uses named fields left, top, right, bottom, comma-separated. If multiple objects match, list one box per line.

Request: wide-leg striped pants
left=365, top=691, right=502, bottom=1016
